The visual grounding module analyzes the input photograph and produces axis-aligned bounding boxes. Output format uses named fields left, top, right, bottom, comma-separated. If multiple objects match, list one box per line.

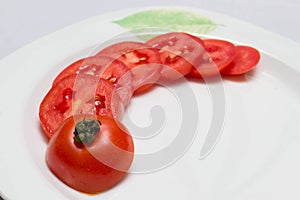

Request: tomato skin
left=187, top=39, right=236, bottom=78
left=221, top=45, right=260, bottom=75
left=46, top=114, right=134, bottom=194
left=146, top=32, right=205, bottom=81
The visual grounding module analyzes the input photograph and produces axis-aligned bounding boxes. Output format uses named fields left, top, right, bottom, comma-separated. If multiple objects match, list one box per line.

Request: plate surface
left=1, top=6, right=300, bottom=200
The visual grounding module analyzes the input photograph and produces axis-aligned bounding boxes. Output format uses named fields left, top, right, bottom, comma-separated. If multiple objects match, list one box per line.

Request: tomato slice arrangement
left=38, top=31, right=261, bottom=195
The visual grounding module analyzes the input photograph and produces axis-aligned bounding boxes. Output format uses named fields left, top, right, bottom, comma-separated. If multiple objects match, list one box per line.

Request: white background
left=0, top=0, right=299, bottom=59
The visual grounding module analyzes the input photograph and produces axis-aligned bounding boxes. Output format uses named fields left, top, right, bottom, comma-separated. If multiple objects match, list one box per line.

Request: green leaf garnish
left=113, top=9, right=218, bottom=37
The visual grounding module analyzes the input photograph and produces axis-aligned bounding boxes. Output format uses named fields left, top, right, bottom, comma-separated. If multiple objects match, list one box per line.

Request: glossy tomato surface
left=46, top=114, right=134, bottom=194
left=147, top=32, right=205, bottom=81
left=39, top=74, right=124, bottom=138
left=221, top=45, right=261, bottom=75
left=188, top=39, right=236, bottom=78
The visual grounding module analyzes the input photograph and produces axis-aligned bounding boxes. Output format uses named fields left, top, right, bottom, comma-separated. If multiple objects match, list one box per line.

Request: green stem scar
left=73, top=118, right=101, bottom=144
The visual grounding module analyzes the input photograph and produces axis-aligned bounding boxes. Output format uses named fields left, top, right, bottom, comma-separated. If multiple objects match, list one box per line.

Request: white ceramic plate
left=1, top=6, right=300, bottom=200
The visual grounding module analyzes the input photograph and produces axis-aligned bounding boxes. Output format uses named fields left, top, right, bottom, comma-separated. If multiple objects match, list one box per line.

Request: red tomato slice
left=183, top=32, right=205, bottom=47
left=96, top=41, right=162, bottom=94
left=188, top=39, right=236, bottom=78
left=221, top=45, right=260, bottom=75
left=96, top=41, right=161, bottom=69
left=53, top=58, right=84, bottom=86
left=130, top=63, right=163, bottom=94
left=52, top=56, right=133, bottom=107
left=39, top=74, right=123, bottom=138
left=53, top=56, right=131, bottom=86
left=146, top=32, right=205, bottom=81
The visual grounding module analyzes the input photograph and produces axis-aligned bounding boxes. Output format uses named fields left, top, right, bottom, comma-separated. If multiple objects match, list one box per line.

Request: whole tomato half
left=46, top=114, right=134, bottom=194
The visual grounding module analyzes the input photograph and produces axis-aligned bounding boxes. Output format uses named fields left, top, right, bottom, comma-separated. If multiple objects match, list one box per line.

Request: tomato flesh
left=96, top=41, right=162, bottom=93
left=147, top=32, right=205, bottom=81
left=188, top=39, right=236, bottom=78
left=53, top=56, right=131, bottom=86
left=130, top=63, right=162, bottom=94
left=221, top=45, right=260, bottom=75
left=52, top=56, right=133, bottom=107
left=96, top=41, right=161, bottom=69
left=46, top=114, right=134, bottom=194
left=183, top=32, right=205, bottom=47
left=39, top=74, right=123, bottom=138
